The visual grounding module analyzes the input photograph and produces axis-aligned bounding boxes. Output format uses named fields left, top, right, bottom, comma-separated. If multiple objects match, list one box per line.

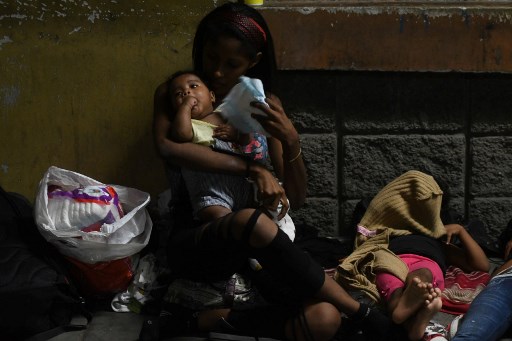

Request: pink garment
left=376, top=253, right=445, bottom=301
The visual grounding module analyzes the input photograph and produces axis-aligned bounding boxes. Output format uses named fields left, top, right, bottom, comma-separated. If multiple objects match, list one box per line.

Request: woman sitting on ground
left=146, top=3, right=390, bottom=340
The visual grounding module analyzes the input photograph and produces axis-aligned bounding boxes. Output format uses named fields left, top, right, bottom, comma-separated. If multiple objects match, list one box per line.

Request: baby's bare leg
left=391, top=268, right=433, bottom=324
left=198, top=205, right=232, bottom=222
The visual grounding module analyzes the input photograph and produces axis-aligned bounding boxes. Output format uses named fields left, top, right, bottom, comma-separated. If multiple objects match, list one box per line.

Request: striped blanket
left=441, top=265, right=491, bottom=314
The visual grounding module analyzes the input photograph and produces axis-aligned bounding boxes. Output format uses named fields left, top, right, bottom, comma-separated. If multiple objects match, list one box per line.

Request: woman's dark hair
left=192, top=2, right=277, bottom=94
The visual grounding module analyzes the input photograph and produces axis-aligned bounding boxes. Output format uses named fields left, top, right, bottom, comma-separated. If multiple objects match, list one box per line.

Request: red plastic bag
left=66, top=256, right=133, bottom=298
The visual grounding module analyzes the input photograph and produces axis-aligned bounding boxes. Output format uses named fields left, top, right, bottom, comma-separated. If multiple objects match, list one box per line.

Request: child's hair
left=168, top=70, right=204, bottom=85
left=192, top=2, right=276, bottom=94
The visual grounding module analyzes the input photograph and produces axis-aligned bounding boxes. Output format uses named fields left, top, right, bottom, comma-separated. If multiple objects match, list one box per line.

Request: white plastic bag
left=215, top=76, right=270, bottom=136
left=35, top=166, right=152, bottom=264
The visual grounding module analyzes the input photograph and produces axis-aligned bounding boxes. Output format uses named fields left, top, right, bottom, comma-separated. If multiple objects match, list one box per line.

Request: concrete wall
left=277, top=71, right=512, bottom=242
left=0, top=0, right=218, bottom=199
left=1, top=1, right=511, bottom=243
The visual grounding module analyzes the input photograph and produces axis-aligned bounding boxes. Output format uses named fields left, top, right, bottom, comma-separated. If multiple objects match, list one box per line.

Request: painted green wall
left=0, top=1, right=224, bottom=201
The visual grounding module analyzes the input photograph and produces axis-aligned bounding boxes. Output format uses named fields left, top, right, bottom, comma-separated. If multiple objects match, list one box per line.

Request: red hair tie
left=217, top=12, right=267, bottom=49
left=247, top=17, right=267, bottom=43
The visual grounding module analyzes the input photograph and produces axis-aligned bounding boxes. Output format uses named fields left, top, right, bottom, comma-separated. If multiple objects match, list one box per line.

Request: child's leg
left=387, top=254, right=444, bottom=325
left=391, top=268, right=434, bottom=324
left=198, top=205, right=232, bottom=222
left=375, top=271, right=406, bottom=314
left=404, top=288, right=443, bottom=341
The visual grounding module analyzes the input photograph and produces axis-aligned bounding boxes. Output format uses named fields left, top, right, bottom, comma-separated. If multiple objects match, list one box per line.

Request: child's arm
left=237, top=132, right=252, bottom=146
left=443, top=224, right=490, bottom=272
left=170, top=97, right=196, bottom=142
left=213, top=124, right=251, bottom=145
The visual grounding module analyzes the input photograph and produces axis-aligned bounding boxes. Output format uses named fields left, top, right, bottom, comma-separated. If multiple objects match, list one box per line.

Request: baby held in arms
left=168, top=71, right=294, bottom=240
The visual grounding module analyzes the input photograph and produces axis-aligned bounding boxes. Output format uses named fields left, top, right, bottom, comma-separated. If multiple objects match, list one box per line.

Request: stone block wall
left=276, top=71, right=512, bottom=244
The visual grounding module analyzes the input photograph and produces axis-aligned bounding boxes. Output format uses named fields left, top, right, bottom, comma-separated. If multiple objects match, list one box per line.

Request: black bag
left=0, top=186, right=91, bottom=340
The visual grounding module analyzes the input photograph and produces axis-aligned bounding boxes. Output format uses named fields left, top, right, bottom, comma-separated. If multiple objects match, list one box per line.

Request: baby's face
left=170, top=73, right=215, bottom=117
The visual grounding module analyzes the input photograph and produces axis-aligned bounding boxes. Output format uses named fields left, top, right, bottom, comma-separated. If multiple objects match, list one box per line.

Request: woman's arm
left=252, top=95, right=307, bottom=209
left=153, top=82, right=289, bottom=209
left=443, top=224, right=490, bottom=272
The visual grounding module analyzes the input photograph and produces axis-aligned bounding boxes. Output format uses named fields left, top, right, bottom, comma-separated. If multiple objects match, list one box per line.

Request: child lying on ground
left=337, top=170, right=489, bottom=341
left=379, top=222, right=488, bottom=340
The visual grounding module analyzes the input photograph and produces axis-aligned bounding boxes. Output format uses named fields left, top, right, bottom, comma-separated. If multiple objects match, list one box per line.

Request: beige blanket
left=335, top=170, right=447, bottom=303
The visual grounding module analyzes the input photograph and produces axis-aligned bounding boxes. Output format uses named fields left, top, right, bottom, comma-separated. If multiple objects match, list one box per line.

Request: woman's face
left=202, top=35, right=259, bottom=98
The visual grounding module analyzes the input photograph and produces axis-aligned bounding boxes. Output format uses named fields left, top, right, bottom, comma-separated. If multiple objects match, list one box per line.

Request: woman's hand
left=250, top=95, right=306, bottom=209
left=250, top=97, right=299, bottom=146
left=249, top=162, right=289, bottom=220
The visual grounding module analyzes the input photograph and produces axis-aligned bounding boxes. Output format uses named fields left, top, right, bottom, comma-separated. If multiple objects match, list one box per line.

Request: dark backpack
left=0, top=186, right=91, bottom=340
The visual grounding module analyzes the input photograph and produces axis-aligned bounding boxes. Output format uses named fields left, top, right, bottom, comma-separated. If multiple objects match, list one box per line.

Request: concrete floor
left=48, top=311, right=145, bottom=341
left=46, top=311, right=281, bottom=341
left=46, top=259, right=507, bottom=341
left=45, top=310, right=457, bottom=341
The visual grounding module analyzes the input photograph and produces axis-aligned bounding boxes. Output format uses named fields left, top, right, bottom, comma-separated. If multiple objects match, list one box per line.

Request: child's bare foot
left=425, top=285, right=441, bottom=304
left=392, top=275, right=432, bottom=324
left=406, top=295, right=443, bottom=340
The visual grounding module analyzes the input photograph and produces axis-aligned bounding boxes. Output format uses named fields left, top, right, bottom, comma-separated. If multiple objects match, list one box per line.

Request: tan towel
left=336, top=229, right=409, bottom=302
left=357, top=170, right=446, bottom=244
left=336, top=170, right=447, bottom=303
